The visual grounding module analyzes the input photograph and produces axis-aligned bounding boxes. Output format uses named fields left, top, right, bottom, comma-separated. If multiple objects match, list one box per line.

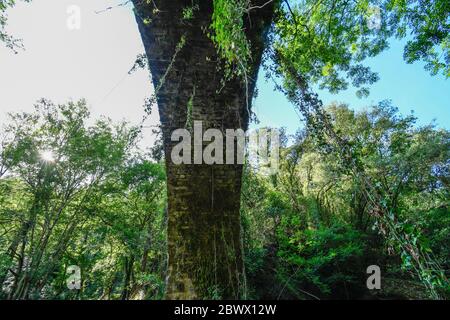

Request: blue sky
left=0, top=0, right=448, bottom=148
left=253, top=38, right=450, bottom=134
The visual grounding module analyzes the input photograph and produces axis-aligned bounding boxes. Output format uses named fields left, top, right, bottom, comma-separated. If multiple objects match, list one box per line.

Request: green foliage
left=0, top=0, right=30, bottom=52
left=274, top=0, right=449, bottom=98
left=278, top=222, right=368, bottom=298
left=241, top=103, right=449, bottom=300
left=386, top=0, right=450, bottom=77
left=0, top=100, right=167, bottom=299
left=210, top=0, right=251, bottom=78
left=275, top=0, right=385, bottom=95
left=0, top=0, right=448, bottom=301
left=182, top=4, right=199, bottom=21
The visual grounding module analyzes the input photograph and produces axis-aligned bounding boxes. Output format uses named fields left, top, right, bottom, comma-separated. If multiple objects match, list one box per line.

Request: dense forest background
left=1, top=0, right=449, bottom=300
left=0, top=98, right=448, bottom=300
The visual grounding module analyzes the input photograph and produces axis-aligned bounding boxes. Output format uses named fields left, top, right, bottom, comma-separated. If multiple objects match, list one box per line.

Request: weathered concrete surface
left=132, top=0, right=275, bottom=299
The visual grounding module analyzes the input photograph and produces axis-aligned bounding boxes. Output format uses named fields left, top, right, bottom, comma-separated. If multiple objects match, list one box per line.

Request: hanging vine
left=275, top=49, right=448, bottom=299
left=210, top=0, right=252, bottom=79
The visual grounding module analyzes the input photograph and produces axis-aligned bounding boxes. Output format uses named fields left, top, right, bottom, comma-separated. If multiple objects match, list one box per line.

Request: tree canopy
left=0, top=0, right=448, bottom=300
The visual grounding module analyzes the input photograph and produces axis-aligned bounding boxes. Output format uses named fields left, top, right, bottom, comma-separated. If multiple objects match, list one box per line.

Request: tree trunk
left=132, top=0, right=274, bottom=299
left=120, top=256, right=134, bottom=300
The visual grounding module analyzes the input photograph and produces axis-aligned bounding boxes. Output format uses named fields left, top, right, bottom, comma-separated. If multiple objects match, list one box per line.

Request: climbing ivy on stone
left=210, top=0, right=252, bottom=79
